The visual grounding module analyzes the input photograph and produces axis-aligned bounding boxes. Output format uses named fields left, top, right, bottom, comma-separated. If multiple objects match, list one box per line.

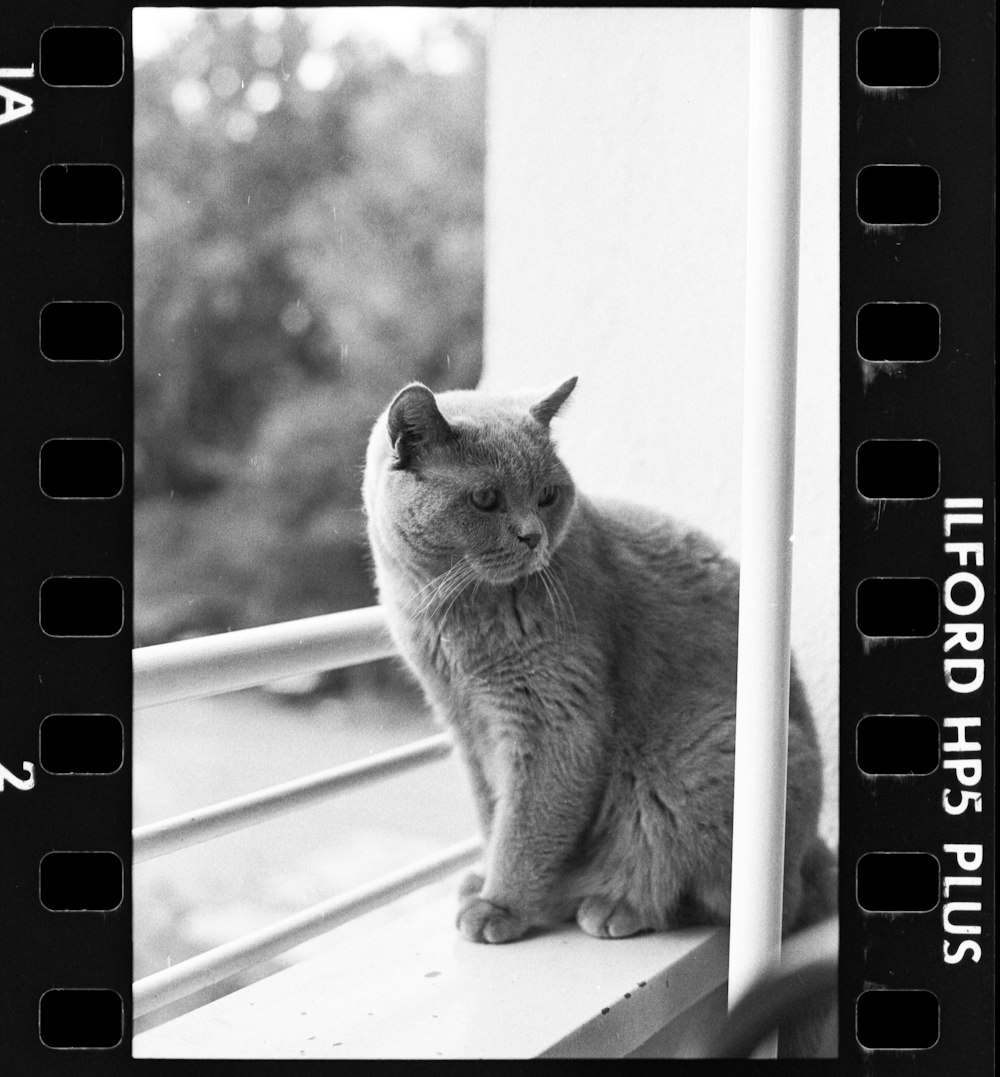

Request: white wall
left=483, top=9, right=839, bottom=844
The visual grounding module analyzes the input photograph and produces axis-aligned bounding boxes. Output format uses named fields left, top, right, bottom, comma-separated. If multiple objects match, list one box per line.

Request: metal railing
left=134, top=732, right=454, bottom=862
left=134, top=838, right=482, bottom=1017
left=133, top=606, right=482, bottom=1020
left=134, top=606, right=397, bottom=709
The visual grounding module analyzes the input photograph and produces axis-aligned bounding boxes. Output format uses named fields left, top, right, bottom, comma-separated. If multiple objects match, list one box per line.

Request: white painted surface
left=727, top=10, right=802, bottom=1053
left=133, top=878, right=727, bottom=1059
left=483, top=8, right=839, bottom=844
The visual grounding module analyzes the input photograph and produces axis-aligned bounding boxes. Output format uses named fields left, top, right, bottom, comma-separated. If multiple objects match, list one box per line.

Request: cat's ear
left=530, top=376, right=578, bottom=428
left=387, top=383, right=455, bottom=470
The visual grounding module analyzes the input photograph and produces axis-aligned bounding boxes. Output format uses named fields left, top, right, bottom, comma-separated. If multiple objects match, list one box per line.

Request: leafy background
left=133, top=8, right=486, bottom=1029
left=135, top=7, right=485, bottom=659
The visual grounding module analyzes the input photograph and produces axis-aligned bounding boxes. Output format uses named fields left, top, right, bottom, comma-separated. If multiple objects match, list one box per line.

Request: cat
left=362, top=376, right=835, bottom=955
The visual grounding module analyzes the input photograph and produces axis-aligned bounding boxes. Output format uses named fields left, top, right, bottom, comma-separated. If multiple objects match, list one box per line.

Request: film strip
left=0, top=1, right=993, bottom=1072
left=843, top=3, right=993, bottom=1066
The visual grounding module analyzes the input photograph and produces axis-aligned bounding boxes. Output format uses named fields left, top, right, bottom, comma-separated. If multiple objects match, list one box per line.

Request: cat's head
left=364, top=378, right=579, bottom=585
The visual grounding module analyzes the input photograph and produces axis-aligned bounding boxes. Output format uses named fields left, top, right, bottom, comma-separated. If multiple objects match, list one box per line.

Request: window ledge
left=133, top=873, right=728, bottom=1059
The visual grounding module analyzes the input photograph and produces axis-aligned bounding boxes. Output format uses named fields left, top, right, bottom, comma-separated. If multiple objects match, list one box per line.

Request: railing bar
left=727, top=7, right=803, bottom=1061
left=132, top=836, right=483, bottom=1019
left=133, top=733, right=454, bottom=863
left=134, top=605, right=397, bottom=710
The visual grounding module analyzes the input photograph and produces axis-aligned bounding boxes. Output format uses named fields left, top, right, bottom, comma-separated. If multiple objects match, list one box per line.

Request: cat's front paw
left=457, top=870, right=484, bottom=900
left=576, top=896, right=652, bottom=939
left=457, top=897, right=529, bottom=944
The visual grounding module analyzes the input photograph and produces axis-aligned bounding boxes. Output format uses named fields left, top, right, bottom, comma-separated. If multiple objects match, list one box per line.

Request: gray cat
left=363, top=377, right=835, bottom=951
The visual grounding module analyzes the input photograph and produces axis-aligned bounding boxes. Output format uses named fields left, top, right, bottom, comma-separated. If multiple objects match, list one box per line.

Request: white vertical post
left=727, top=7, right=804, bottom=1060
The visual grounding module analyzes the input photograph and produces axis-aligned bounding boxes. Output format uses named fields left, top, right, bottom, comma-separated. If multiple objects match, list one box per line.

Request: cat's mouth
left=475, top=548, right=547, bottom=585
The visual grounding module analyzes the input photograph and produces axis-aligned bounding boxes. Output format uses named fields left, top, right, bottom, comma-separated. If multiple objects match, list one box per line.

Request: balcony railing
left=133, top=605, right=397, bottom=709
left=133, top=732, right=454, bottom=862
left=132, top=598, right=798, bottom=1055
left=132, top=606, right=483, bottom=1020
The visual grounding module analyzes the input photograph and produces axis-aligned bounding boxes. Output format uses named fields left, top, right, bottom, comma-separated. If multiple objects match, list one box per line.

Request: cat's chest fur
left=391, top=572, right=560, bottom=691
left=385, top=574, right=573, bottom=796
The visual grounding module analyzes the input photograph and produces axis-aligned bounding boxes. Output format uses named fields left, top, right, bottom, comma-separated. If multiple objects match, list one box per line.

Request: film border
left=840, top=0, right=994, bottom=1069
left=0, top=1, right=994, bottom=1072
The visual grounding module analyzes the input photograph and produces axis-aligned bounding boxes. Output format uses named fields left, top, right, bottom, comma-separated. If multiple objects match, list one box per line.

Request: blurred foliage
left=135, top=9, right=485, bottom=650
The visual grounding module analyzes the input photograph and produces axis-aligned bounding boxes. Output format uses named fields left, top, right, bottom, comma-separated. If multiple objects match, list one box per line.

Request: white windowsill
left=133, top=872, right=729, bottom=1059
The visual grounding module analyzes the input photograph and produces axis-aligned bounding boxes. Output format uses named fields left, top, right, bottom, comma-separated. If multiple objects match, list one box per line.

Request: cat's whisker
left=539, top=565, right=565, bottom=639
left=537, top=566, right=565, bottom=639
left=428, top=558, right=476, bottom=613
left=410, top=568, right=452, bottom=606
left=553, top=570, right=577, bottom=638
left=433, top=567, right=471, bottom=615
left=420, top=577, right=465, bottom=623
left=437, top=563, right=478, bottom=623
left=542, top=562, right=577, bottom=639
left=549, top=548, right=588, bottom=575
left=408, top=560, right=471, bottom=623
left=409, top=578, right=448, bottom=622
left=408, top=563, right=457, bottom=607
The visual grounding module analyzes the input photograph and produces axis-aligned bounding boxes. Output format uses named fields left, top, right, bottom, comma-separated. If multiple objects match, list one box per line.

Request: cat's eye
left=538, top=486, right=559, bottom=508
left=470, top=487, right=500, bottom=511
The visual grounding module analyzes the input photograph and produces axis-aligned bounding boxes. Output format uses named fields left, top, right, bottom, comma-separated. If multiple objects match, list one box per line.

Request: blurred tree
left=134, top=9, right=485, bottom=647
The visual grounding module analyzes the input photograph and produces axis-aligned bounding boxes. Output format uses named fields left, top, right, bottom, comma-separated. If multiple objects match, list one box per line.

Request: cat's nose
left=517, top=530, right=542, bottom=550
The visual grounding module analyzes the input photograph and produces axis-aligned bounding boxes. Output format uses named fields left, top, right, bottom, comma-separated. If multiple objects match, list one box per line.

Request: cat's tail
left=777, top=838, right=838, bottom=1059
left=795, top=836, right=838, bottom=930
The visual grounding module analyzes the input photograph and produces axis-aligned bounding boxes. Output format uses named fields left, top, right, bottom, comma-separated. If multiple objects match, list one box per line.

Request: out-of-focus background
left=134, top=6, right=838, bottom=1034
left=135, top=6, right=487, bottom=650
left=133, top=6, right=487, bottom=1029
